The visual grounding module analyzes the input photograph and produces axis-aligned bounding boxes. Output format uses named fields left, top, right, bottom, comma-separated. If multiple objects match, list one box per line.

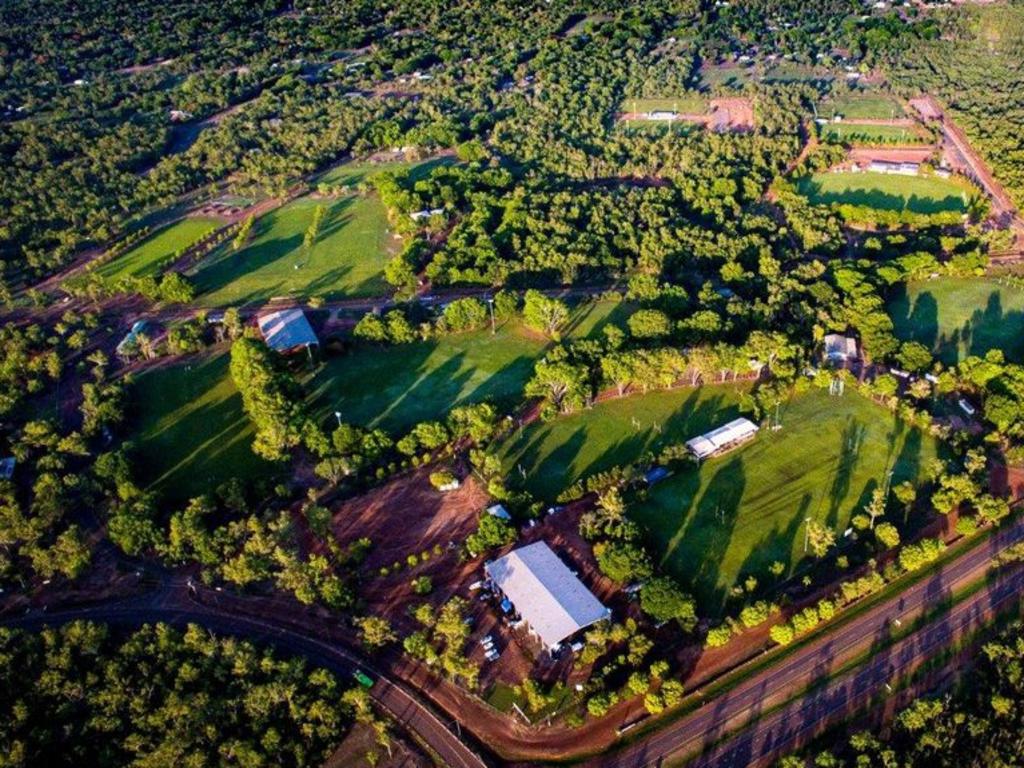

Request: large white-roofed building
left=484, top=541, right=610, bottom=651
left=685, top=417, right=759, bottom=460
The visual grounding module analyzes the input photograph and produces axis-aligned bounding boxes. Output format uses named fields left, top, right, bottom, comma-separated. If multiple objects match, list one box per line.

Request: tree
left=304, top=204, right=326, bottom=249
left=806, top=519, right=835, bottom=558
left=229, top=338, right=306, bottom=461
left=466, top=513, right=516, bottom=555
left=639, top=577, right=696, bottom=628
left=594, top=540, right=652, bottom=583
left=357, top=616, right=396, bottom=650
left=627, top=309, right=672, bottom=339
left=874, top=522, right=900, bottom=549
left=521, top=290, right=569, bottom=338
left=525, top=359, right=590, bottom=416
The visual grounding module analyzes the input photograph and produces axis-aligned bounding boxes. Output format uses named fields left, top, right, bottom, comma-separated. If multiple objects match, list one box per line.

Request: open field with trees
left=796, top=172, right=971, bottom=215
left=131, top=350, right=275, bottom=501
left=888, top=277, right=1024, bottom=365
left=631, top=388, right=943, bottom=613
left=621, top=95, right=707, bottom=114
left=499, top=384, right=747, bottom=502
left=818, top=123, right=928, bottom=145
left=96, top=216, right=221, bottom=280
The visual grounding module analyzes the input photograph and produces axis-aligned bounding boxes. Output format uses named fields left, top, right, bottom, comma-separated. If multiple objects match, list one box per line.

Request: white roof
left=257, top=307, right=318, bottom=352
left=485, top=542, right=610, bottom=648
left=686, top=417, right=759, bottom=459
left=824, top=334, right=858, bottom=360
left=487, top=504, right=511, bottom=520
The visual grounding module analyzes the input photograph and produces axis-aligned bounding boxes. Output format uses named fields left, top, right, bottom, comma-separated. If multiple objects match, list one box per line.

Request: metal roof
left=686, top=417, right=759, bottom=459
left=485, top=541, right=610, bottom=649
left=257, top=308, right=318, bottom=352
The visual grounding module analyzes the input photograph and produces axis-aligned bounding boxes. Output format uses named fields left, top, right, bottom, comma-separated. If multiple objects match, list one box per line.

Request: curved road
left=2, top=586, right=486, bottom=768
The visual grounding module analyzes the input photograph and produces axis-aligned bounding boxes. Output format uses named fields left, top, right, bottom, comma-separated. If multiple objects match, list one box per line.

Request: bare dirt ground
left=846, top=146, right=937, bottom=165
left=709, top=97, right=755, bottom=133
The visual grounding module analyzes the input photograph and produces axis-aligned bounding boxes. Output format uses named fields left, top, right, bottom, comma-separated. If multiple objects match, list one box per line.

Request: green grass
left=131, top=351, right=276, bottom=502
left=499, top=385, right=748, bottom=503
left=797, top=172, right=971, bottom=214
left=818, top=94, right=906, bottom=121
left=130, top=300, right=627, bottom=500
left=698, top=64, right=752, bottom=90
left=98, top=217, right=221, bottom=280
left=888, top=276, right=1024, bottom=364
left=819, top=123, right=928, bottom=145
left=307, top=301, right=629, bottom=433
left=190, top=158, right=451, bottom=307
left=622, top=96, right=707, bottom=114
left=631, top=387, right=943, bottom=614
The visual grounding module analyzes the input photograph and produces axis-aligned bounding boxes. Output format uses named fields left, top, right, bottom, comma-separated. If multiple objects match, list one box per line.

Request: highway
left=586, top=522, right=1024, bottom=768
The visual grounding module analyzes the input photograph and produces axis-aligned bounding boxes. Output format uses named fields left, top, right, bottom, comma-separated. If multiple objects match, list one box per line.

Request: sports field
left=819, top=93, right=905, bottom=121
left=307, top=300, right=629, bottom=433
left=888, top=276, right=1024, bottom=364
left=132, top=300, right=628, bottom=500
left=797, top=172, right=970, bottom=214
left=499, top=385, right=747, bottom=502
left=131, top=351, right=275, bottom=502
left=190, top=158, right=449, bottom=307
left=819, top=123, right=928, bottom=145
left=98, top=217, right=221, bottom=281
left=622, top=95, right=708, bottom=114
left=631, top=387, right=943, bottom=613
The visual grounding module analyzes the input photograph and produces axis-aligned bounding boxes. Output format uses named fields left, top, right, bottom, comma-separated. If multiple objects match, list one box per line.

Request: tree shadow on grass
left=733, top=493, right=810, bottom=604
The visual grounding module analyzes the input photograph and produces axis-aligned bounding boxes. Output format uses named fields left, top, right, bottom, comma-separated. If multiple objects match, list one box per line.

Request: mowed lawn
left=499, top=385, right=748, bottom=502
left=98, top=217, right=221, bottom=281
left=632, top=387, right=943, bottom=614
left=190, top=158, right=451, bottom=307
left=819, top=93, right=906, bottom=121
left=622, top=95, right=707, bottom=114
left=797, top=172, right=970, bottom=214
left=888, top=277, right=1024, bottom=364
left=132, top=300, right=629, bottom=500
left=131, top=351, right=276, bottom=502
left=307, top=300, right=630, bottom=433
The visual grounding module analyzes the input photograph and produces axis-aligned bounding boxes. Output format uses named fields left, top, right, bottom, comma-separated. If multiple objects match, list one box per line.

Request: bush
left=411, top=576, right=433, bottom=595
left=770, top=623, right=795, bottom=646
left=705, top=625, right=733, bottom=648
left=739, top=600, right=775, bottom=629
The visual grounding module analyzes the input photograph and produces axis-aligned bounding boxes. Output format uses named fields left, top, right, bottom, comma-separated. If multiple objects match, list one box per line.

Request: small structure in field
left=409, top=208, right=444, bottom=222
left=485, top=541, right=610, bottom=651
left=257, top=307, right=319, bottom=354
left=647, top=110, right=678, bottom=121
left=823, top=334, right=859, bottom=364
left=486, top=503, right=512, bottom=520
left=686, top=418, right=759, bottom=461
left=867, top=160, right=920, bottom=176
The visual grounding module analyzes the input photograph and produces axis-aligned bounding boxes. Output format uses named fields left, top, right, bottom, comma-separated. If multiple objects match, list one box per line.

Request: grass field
left=888, top=277, right=1024, bottom=364
left=499, top=385, right=747, bottom=502
left=819, top=123, right=928, bottom=145
left=622, top=95, right=707, bottom=114
left=631, top=387, right=943, bottom=614
left=307, top=300, right=630, bottom=433
left=132, top=300, right=629, bottom=500
left=190, top=158, right=449, bottom=307
left=797, top=172, right=971, bottom=214
left=98, top=217, right=221, bottom=281
left=131, top=351, right=276, bottom=502
left=819, top=94, right=906, bottom=121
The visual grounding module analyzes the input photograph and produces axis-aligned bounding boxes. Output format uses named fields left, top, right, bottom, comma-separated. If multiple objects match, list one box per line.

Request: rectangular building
left=257, top=307, right=319, bottom=354
left=485, top=541, right=610, bottom=650
left=686, top=417, right=759, bottom=460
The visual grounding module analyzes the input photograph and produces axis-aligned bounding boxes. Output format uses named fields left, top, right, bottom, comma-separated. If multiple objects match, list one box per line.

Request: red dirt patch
left=709, top=97, right=755, bottom=133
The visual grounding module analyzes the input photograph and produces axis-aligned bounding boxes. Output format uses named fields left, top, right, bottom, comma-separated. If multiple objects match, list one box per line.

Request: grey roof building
left=485, top=541, right=610, bottom=650
left=257, top=308, right=319, bottom=353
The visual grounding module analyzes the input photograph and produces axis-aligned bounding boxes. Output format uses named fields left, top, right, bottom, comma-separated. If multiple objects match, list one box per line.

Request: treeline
left=0, top=620, right=383, bottom=767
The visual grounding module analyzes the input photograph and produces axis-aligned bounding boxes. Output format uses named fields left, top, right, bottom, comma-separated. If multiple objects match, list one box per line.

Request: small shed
left=823, top=334, right=859, bottom=363
left=257, top=308, right=319, bottom=354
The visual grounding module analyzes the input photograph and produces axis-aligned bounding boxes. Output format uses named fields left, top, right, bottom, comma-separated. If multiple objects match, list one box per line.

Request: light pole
left=803, top=516, right=812, bottom=553
left=487, top=296, right=496, bottom=335
left=334, top=410, right=343, bottom=427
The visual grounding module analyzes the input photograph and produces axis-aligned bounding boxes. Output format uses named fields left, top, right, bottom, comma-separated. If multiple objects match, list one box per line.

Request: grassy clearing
left=98, top=217, right=222, bottom=280
left=819, top=93, right=906, bottom=121
left=797, top=172, right=971, bottom=214
left=698, top=64, right=752, bottom=90
left=190, top=158, right=450, bottom=307
left=819, top=123, right=928, bottom=145
left=499, top=385, right=748, bottom=503
left=888, top=276, right=1024, bottom=364
left=131, top=300, right=628, bottom=500
left=631, top=387, right=943, bottom=614
left=622, top=96, right=707, bottom=114
left=307, top=300, right=630, bottom=433
left=131, top=351, right=276, bottom=503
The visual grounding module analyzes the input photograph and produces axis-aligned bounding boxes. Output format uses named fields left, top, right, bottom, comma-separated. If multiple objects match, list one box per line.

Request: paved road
left=586, top=523, right=1024, bottom=768
left=2, top=584, right=487, bottom=768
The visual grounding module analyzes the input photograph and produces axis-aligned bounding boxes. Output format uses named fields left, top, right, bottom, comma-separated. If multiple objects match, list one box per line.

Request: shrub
left=770, top=623, right=795, bottom=646
left=705, top=625, right=733, bottom=648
